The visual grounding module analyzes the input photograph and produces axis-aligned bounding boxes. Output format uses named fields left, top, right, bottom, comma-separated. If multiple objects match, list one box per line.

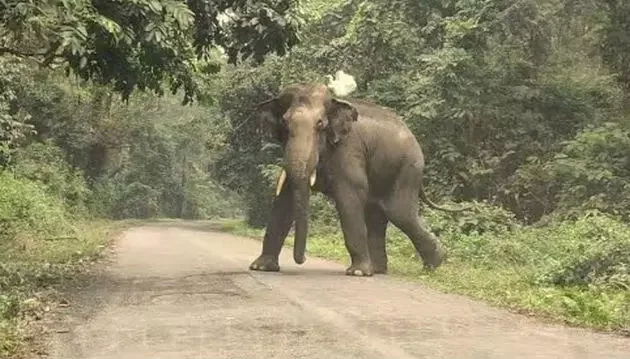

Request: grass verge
left=214, top=216, right=630, bottom=336
left=0, top=219, right=131, bottom=358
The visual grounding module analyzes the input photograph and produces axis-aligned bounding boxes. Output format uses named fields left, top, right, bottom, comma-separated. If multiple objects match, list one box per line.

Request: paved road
left=48, top=222, right=629, bottom=359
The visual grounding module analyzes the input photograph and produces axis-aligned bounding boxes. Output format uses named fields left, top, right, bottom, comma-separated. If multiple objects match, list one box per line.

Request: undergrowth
left=0, top=220, right=118, bottom=358
left=0, top=173, right=120, bottom=358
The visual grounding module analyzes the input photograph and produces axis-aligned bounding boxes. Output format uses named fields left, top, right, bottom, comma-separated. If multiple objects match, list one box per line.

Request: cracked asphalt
left=47, top=222, right=630, bottom=359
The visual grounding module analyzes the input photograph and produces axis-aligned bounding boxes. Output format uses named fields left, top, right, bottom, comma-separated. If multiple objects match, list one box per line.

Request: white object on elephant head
left=326, top=70, right=357, bottom=98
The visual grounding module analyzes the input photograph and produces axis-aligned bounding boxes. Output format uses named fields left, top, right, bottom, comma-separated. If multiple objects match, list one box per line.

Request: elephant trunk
left=292, top=180, right=310, bottom=264
left=283, top=135, right=317, bottom=265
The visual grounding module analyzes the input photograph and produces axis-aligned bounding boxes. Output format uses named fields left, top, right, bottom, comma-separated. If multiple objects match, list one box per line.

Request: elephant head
left=256, top=83, right=358, bottom=264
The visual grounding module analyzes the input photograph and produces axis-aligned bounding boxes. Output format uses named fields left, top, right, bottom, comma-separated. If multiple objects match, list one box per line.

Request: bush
left=0, top=173, right=73, bottom=242
left=111, top=182, right=160, bottom=219
left=425, top=208, right=630, bottom=290
left=179, top=178, right=244, bottom=220
left=242, top=164, right=278, bottom=228
left=309, top=193, right=339, bottom=233
left=11, top=142, right=90, bottom=214
left=88, top=170, right=244, bottom=221
left=85, top=176, right=120, bottom=218
left=424, top=200, right=520, bottom=237
left=536, top=213, right=630, bottom=291
left=87, top=177, right=160, bottom=219
left=0, top=295, right=19, bottom=322
left=507, top=123, right=630, bottom=223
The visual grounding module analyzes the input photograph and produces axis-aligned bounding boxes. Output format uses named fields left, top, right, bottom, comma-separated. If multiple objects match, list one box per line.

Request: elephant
left=249, top=82, right=465, bottom=276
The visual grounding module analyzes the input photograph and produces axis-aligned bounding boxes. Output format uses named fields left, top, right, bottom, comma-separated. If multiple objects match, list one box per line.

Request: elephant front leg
left=335, top=186, right=372, bottom=276
left=249, top=182, right=294, bottom=272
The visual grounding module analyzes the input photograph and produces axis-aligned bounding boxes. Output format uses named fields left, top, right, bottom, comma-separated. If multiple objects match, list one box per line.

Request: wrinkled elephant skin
left=250, top=83, right=459, bottom=276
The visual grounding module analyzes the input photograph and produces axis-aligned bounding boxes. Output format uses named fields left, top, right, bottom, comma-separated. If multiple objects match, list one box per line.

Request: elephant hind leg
left=386, top=204, right=445, bottom=270
left=365, top=203, right=388, bottom=274
left=402, top=214, right=445, bottom=270
left=382, top=169, right=445, bottom=271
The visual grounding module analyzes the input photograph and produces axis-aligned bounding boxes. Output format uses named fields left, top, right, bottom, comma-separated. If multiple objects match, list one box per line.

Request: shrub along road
left=47, top=222, right=629, bottom=359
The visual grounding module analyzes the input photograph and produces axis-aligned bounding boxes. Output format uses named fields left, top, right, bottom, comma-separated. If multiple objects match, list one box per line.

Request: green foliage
left=2, top=60, right=244, bottom=221
left=12, top=142, right=90, bottom=213
left=0, top=219, right=119, bottom=358
left=0, top=0, right=302, bottom=103
left=417, top=209, right=630, bottom=293
left=425, top=201, right=519, bottom=237
left=179, top=177, right=243, bottom=220
left=309, top=193, right=339, bottom=233
left=0, top=57, right=36, bottom=168
left=510, top=123, right=630, bottom=222
left=551, top=123, right=630, bottom=218
left=210, top=61, right=284, bottom=227
left=598, top=0, right=630, bottom=92
left=0, top=294, right=20, bottom=357
left=0, top=173, right=72, bottom=242
left=113, top=182, right=160, bottom=219
left=244, top=163, right=282, bottom=227
left=0, top=295, right=19, bottom=322
left=536, top=213, right=630, bottom=291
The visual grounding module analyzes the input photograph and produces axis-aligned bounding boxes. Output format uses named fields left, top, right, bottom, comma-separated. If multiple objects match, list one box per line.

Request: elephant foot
left=371, top=255, right=388, bottom=274
left=249, top=255, right=280, bottom=272
left=373, top=265, right=388, bottom=274
left=421, top=245, right=446, bottom=271
left=345, top=261, right=373, bottom=277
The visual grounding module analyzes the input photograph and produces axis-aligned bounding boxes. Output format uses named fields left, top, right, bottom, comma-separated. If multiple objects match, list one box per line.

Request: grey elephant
left=249, top=82, right=464, bottom=276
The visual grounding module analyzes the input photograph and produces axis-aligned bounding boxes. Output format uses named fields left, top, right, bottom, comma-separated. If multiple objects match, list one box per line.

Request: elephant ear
left=327, top=98, right=358, bottom=145
left=256, top=97, right=287, bottom=143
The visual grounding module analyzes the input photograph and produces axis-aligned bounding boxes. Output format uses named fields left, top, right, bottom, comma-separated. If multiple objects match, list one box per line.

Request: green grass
left=0, top=219, right=128, bottom=358
left=214, top=216, right=630, bottom=335
left=0, top=172, right=129, bottom=357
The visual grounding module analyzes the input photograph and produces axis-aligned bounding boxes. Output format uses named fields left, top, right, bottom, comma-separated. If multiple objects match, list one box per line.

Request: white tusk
left=275, top=169, right=287, bottom=196
left=310, top=171, right=317, bottom=187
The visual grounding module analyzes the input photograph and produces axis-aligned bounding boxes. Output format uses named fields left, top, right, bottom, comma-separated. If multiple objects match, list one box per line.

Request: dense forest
left=2, top=0, right=630, bottom=356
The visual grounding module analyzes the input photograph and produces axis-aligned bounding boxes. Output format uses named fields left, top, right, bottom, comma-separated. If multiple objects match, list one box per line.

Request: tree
left=598, top=0, right=630, bottom=95
left=0, top=0, right=302, bottom=104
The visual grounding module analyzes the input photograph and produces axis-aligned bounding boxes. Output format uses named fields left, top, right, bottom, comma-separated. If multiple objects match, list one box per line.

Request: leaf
left=95, top=15, right=123, bottom=39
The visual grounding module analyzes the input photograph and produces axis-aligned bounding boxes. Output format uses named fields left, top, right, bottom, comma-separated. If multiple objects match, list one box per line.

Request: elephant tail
left=418, top=179, right=471, bottom=213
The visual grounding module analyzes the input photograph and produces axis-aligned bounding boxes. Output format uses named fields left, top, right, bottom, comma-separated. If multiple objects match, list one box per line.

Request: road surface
left=48, top=222, right=629, bottom=359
